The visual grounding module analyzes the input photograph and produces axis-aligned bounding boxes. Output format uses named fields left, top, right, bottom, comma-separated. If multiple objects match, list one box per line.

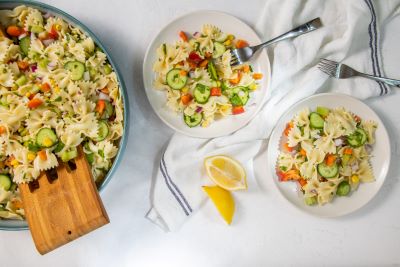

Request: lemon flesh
left=204, top=155, right=247, bottom=191
left=202, top=186, right=235, bottom=225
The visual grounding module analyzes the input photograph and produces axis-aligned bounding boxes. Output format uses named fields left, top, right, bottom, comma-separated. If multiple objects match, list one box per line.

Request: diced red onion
left=30, top=64, right=37, bottom=72
left=42, top=39, right=55, bottom=47
left=334, top=138, right=343, bottom=146
left=47, top=62, right=57, bottom=70
left=99, top=92, right=110, bottom=101
left=195, top=106, right=203, bottom=113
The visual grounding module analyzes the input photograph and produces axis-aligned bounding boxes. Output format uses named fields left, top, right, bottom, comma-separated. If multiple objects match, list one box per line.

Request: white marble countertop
left=0, top=0, right=399, bottom=266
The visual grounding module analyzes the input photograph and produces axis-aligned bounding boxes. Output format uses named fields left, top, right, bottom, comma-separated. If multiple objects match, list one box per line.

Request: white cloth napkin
left=146, top=0, right=397, bottom=231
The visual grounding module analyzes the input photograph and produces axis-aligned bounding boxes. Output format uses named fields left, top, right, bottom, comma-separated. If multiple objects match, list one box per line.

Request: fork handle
left=358, top=73, right=400, bottom=87
left=253, top=18, right=322, bottom=51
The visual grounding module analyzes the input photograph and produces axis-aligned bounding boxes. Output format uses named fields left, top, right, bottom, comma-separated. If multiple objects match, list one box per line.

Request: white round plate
left=267, top=93, right=391, bottom=217
left=143, top=10, right=271, bottom=138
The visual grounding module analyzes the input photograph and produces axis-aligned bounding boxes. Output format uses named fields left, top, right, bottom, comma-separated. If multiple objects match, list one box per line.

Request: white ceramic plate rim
left=267, top=93, right=391, bottom=217
left=143, top=10, right=271, bottom=138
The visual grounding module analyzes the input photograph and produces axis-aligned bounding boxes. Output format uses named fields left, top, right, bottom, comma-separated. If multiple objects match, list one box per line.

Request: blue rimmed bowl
left=0, top=0, right=129, bottom=230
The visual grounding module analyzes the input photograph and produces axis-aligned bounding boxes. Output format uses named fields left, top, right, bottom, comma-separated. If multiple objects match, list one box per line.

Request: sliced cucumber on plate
left=184, top=113, right=202, bottom=127
left=166, top=68, right=187, bottom=90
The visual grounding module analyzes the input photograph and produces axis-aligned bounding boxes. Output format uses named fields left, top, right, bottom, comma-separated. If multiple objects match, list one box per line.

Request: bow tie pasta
left=0, top=5, right=124, bottom=220
left=277, top=106, right=377, bottom=206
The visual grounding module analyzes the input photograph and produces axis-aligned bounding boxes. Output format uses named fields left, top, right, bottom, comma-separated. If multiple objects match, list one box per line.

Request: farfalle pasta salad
left=153, top=24, right=263, bottom=128
left=0, top=6, right=124, bottom=220
left=276, top=106, right=377, bottom=206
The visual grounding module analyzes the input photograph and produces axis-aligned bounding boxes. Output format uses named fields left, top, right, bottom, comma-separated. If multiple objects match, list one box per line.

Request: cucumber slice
left=230, top=95, right=243, bottom=106
left=310, top=112, right=325, bottom=129
left=95, top=120, right=109, bottom=141
left=86, top=153, right=94, bottom=165
left=64, top=61, right=85, bottom=81
left=53, top=141, right=65, bottom=153
left=193, top=84, right=210, bottom=104
left=215, top=33, right=228, bottom=42
left=336, top=181, right=351, bottom=196
left=207, top=60, right=218, bottom=80
left=317, top=162, right=339, bottom=178
left=316, top=106, right=330, bottom=117
left=184, top=113, right=202, bottom=127
left=19, top=36, right=31, bottom=56
left=101, top=100, right=114, bottom=119
left=212, top=42, right=226, bottom=59
left=166, top=68, right=187, bottom=90
left=347, top=128, right=367, bottom=147
left=0, top=174, right=11, bottom=191
left=15, top=75, right=28, bottom=86
left=233, top=86, right=249, bottom=105
left=36, top=128, right=58, bottom=148
left=60, top=147, right=78, bottom=162
left=304, top=196, right=317, bottom=206
left=30, top=25, right=44, bottom=33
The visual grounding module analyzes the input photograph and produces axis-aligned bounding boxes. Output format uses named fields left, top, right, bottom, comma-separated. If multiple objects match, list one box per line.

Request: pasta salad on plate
left=153, top=24, right=263, bottom=128
left=0, top=5, right=124, bottom=220
left=276, top=106, right=377, bottom=206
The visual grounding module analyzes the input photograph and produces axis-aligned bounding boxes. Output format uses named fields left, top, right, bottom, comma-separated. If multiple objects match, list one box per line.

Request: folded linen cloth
left=146, top=0, right=397, bottom=231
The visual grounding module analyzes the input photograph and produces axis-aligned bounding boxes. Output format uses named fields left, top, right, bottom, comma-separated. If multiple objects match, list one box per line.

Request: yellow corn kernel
left=25, top=92, right=31, bottom=98
left=223, top=39, right=231, bottom=46
left=54, top=86, right=60, bottom=93
left=10, top=159, right=19, bottom=166
left=43, top=137, right=53, bottom=147
left=55, top=24, right=62, bottom=31
left=227, top=34, right=235, bottom=41
left=249, top=83, right=258, bottom=91
left=27, top=152, right=36, bottom=161
left=351, top=175, right=359, bottom=184
left=216, top=81, right=221, bottom=87
left=181, top=87, right=189, bottom=93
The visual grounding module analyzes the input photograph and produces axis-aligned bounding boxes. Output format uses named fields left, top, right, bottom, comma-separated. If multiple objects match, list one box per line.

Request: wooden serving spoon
left=19, top=146, right=109, bottom=255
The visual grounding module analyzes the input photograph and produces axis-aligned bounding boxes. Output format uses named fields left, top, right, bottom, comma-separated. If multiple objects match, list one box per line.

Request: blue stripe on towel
left=159, top=161, right=189, bottom=216
left=161, top=153, right=193, bottom=213
left=365, top=0, right=388, bottom=95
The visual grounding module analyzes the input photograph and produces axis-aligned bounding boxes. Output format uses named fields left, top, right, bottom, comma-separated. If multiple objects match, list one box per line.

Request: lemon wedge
left=202, top=185, right=235, bottom=225
left=204, top=155, right=247, bottom=191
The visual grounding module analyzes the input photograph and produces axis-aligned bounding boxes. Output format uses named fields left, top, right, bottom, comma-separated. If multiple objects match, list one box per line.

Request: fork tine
left=320, top=58, right=338, bottom=64
left=317, top=62, right=337, bottom=73
left=317, top=65, right=335, bottom=76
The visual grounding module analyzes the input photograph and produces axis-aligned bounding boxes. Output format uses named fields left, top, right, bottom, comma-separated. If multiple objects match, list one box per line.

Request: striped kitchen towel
left=146, top=0, right=397, bottom=231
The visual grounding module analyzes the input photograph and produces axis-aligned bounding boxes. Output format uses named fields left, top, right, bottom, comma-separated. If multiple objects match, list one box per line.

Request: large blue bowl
left=0, top=0, right=129, bottom=230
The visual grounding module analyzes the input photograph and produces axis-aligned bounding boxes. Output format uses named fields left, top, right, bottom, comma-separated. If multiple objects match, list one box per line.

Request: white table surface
left=1, top=0, right=400, bottom=266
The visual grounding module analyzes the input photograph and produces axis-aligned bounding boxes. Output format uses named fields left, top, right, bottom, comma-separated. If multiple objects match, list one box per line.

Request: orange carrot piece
left=229, top=72, right=242, bottom=85
left=298, top=178, right=307, bottom=187
left=283, top=142, right=294, bottom=152
left=181, top=94, right=192, bottom=105
left=96, top=100, right=106, bottom=114
left=343, top=148, right=353, bottom=155
left=210, top=87, right=222, bottom=96
left=232, top=106, right=245, bottom=115
left=300, top=148, right=307, bottom=157
left=284, top=122, right=294, bottom=136
left=101, top=87, right=109, bottom=94
left=253, top=73, right=263, bottom=80
left=27, top=98, right=43, bottom=109
left=17, top=61, right=29, bottom=70
left=179, top=70, right=187, bottom=76
left=325, top=154, right=337, bottom=166
left=235, top=39, right=249, bottom=49
left=38, top=150, right=47, bottom=161
left=282, top=169, right=301, bottom=181
left=179, top=31, right=188, bottom=42
left=6, top=25, right=22, bottom=37
left=0, top=126, right=6, bottom=135
left=199, top=59, right=208, bottom=68
left=40, top=83, right=51, bottom=92
left=242, top=65, right=250, bottom=73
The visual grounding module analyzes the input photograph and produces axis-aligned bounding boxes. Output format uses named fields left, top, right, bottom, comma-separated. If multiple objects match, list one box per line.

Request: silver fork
left=318, top=58, right=400, bottom=87
left=230, top=17, right=322, bottom=66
